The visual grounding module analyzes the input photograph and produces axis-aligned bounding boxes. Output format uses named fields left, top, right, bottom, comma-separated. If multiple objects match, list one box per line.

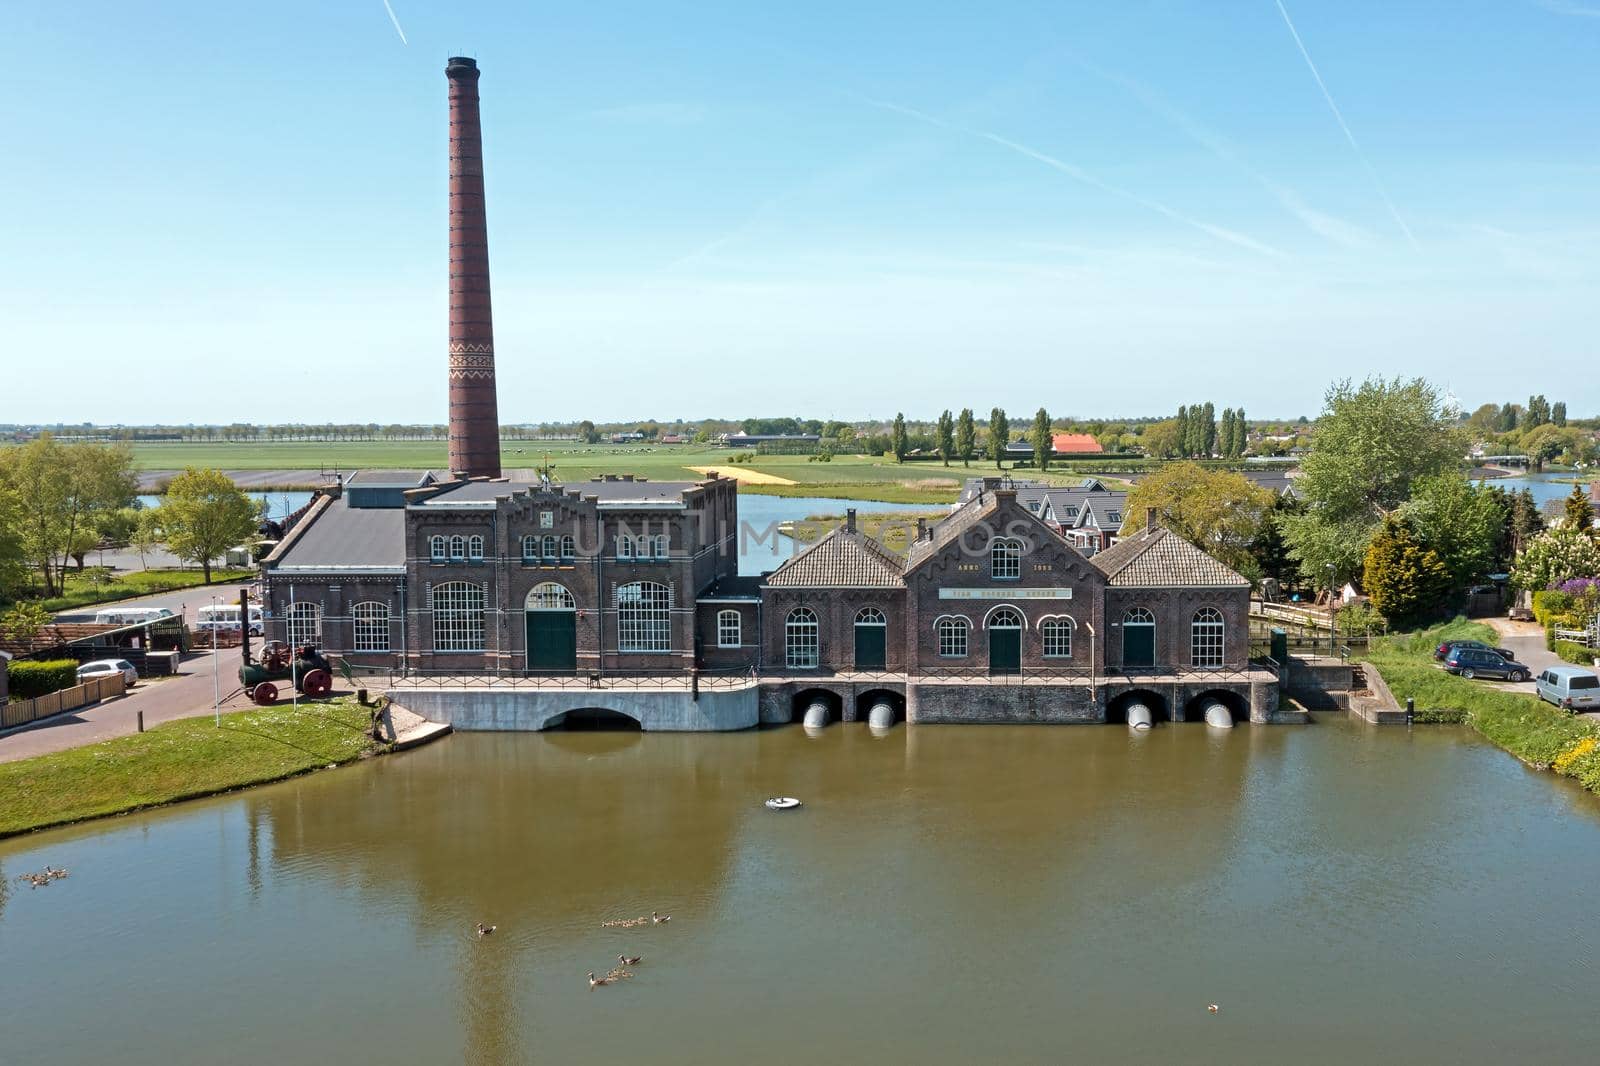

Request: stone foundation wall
left=908, top=683, right=1100, bottom=724
left=391, top=684, right=759, bottom=732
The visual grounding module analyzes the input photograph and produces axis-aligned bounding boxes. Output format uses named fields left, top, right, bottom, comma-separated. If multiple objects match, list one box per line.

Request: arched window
left=856, top=606, right=886, bottom=626
left=785, top=608, right=819, bottom=668
left=449, top=535, right=466, bottom=562
left=560, top=535, right=576, bottom=560
left=616, top=534, right=633, bottom=559
left=521, top=535, right=538, bottom=561
left=1124, top=607, right=1154, bottom=624
left=432, top=581, right=485, bottom=651
left=286, top=601, right=321, bottom=647
left=526, top=582, right=575, bottom=611
left=542, top=535, right=559, bottom=559
left=716, top=609, right=741, bottom=648
left=987, top=606, right=1023, bottom=630
left=1192, top=607, right=1225, bottom=668
left=991, top=537, right=1022, bottom=579
left=431, top=535, right=447, bottom=562
left=351, top=601, right=390, bottom=652
left=937, top=617, right=969, bottom=658
left=653, top=534, right=670, bottom=559
left=467, top=535, right=484, bottom=561
left=616, top=581, right=671, bottom=652
left=1041, top=616, right=1074, bottom=658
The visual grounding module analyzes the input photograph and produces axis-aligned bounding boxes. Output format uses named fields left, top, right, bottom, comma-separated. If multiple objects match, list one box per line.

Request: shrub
left=1554, top=640, right=1597, bottom=666
left=7, top=659, right=81, bottom=701
left=1532, top=589, right=1575, bottom=625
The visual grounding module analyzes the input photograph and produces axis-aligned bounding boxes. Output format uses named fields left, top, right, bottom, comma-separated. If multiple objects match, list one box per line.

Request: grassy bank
left=0, top=697, right=382, bottom=837
left=1365, top=619, right=1600, bottom=794
left=781, top=511, right=949, bottom=552
left=31, top=568, right=257, bottom=613
left=740, top=481, right=961, bottom=504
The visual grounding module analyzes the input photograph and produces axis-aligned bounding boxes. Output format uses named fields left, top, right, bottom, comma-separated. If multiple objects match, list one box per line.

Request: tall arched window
left=987, top=606, right=1024, bottom=629
left=526, top=582, right=575, bottom=610
left=542, top=535, right=559, bottom=559
left=616, top=581, right=671, bottom=652
left=467, top=535, right=484, bottom=561
left=937, top=617, right=969, bottom=658
left=286, top=601, right=321, bottom=647
left=431, top=535, right=447, bottom=562
left=716, top=609, right=741, bottom=648
left=351, top=601, right=390, bottom=652
left=432, top=581, right=485, bottom=651
left=448, top=535, right=466, bottom=562
left=857, top=606, right=886, bottom=626
left=1191, top=607, right=1225, bottom=668
left=991, top=537, right=1022, bottom=579
left=1041, top=616, right=1074, bottom=658
left=786, top=608, right=819, bottom=668
left=653, top=534, right=670, bottom=559
left=521, top=535, right=538, bottom=561
left=560, top=535, right=576, bottom=560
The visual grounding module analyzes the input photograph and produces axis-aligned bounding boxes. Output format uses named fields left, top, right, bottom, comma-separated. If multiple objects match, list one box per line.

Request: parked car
left=1441, top=646, right=1530, bottom=682
left=76, top=659, right=138, bottom=686
left=1433, top=639, right=1514, bottom=662
left=1535, top=666, right=1600, bottom=712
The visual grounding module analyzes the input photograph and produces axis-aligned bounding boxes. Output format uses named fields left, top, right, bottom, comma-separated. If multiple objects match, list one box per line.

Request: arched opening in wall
left=856, top=688, right=904, bottom=725
left=792, top=688, right=840, bottom=726
left=542, top=707, right=642, bottom=732
left=1106, top=689, right=1169, bottom=725
left=1184, top=689, right=1247, bottom=725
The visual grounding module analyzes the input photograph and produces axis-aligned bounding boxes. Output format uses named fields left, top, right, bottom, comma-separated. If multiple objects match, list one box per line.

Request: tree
left=153, top=468, right=262, bottom=583
left=955, top=408, right=976, bottom=466
left=576, top=420, right=599, bottom=444
left=891, top=413, right=908, bottom=464
left=1363, top=517, right=1452, bottom=625
left=1142, top=418, right=1183, bottom=458
left=1511, top=487, right=1544, bottom=558
left=1201, top=402, right=1217, bottom=458
left=1511, top=527, right=1600, bottom=591
left=1249, top=492, right=1302, bottom=588
left=989, top=408, right=1010, bottom=468
left=1220, top=408, right=1236, bottom=459
left=936, top=410, right=955, bottom=466
left=1399, top=474, right=1505, bottom=591
left=129, top=509, right=162, bottom=571
left=1552, top=401, right=1567, bottom=427
left=0, top=601, right=50, bottom=647
left=1176, top=405, right=1189, bottom=457
left=1499, top=402, right=1520, bottom=432
left=1122, top=463, right=1275, bottom=578
left=0, top=435, right=136, bottom=596
left=1031, top=408, right=1052, bottom=472
left=1234, top=408, right=1248, bottom=457
left=1564, top=483, right=1596, bottom=536
left=1526, top=394, right=1550, bottom=430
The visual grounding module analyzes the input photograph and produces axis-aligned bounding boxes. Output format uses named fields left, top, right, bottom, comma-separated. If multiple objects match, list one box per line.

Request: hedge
left=1532, top=589, right=1574, bottom=625
left=1554, top=640, right=1598, bottom=666
left=7, top=659, right=81, bottom=701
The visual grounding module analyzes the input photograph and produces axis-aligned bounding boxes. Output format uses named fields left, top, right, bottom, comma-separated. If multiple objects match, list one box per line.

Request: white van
left=1535, top=666, right=1600, bottom=712
left=94, top=606, right=176, bottom=627
left=196, top=604, right=264, bottom=636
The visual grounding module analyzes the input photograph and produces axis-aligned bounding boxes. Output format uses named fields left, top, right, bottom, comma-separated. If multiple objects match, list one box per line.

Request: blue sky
left=2, top=1, right=1597, bottom=425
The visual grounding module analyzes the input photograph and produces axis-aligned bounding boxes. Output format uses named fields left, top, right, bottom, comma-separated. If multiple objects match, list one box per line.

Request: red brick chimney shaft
left=445, top=56, right=502, bottom=479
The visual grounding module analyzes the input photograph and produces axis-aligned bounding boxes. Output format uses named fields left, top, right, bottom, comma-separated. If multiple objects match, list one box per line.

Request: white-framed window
left=1192, top=607, right=1225, bottom=668
left=521, top=535, right=538, bottom=561
left=616, top=535, right=633, bottom=560
left=1125, top=607, right=1155, bottom=625
left=937, top=617, right=969, bottom=658
left=857, top=606, right=887, bottom=627
left=785, top=607, right=819, bottom=668
left=431, top=535, right=447, bottom=562
left=991, top=537, right=1022, bottom=579
left=1041, top=616, right=1074, bottom=658
left=352, top=601, right=390, bottom=652
left=286, top=601, right=321, bottom=647
left=617, top=581, right=671, bottom=652
left=432, top=581, right=485, bottom=651
left=560, top=535, right=576, bottom=560
left=653, top=534, right=670, bottom=559
left=526, top=581, right=575, bottom=611
left=467, top=535, right=484, bottom=561
left=543, top=535, right=559, bottom=559
left=988, top=606, right=1023, bottom=631
left=449, top=535, right=466, bottom=562
left=716, top=609, right=741, bottom=648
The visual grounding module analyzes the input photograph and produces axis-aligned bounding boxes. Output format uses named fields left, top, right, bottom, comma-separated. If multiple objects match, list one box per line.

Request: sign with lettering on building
left=939, top=588, right=1072, bottom=600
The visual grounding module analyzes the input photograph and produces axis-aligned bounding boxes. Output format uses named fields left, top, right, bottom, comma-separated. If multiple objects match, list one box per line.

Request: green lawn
left=28, top=568, right=258, bottom=613
left=781, top=510, right=950, bottom=552
left=0, top=697, right=382, bottom=837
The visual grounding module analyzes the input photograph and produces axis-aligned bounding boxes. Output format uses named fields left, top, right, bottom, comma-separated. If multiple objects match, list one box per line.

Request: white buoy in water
left=1201, top=699, right=1235, bottom=729
left=866, top=700, right=895, bottom=730
left=1125, top=702, right=1153, bottom=731
left=802, top=700, right=830, bottom=729
left=764, top=797, right=802, bottom=811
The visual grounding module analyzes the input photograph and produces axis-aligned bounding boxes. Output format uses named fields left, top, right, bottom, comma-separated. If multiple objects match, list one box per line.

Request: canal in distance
left=3, top=716, right=1598, bottom=1064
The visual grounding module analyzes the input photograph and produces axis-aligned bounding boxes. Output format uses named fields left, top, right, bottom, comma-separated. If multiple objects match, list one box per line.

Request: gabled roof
left=906, top=488, right=1081, bottom=573
left=765, top=525, right=905, bottom=588
left=1089, top=524, right=1248, bottom=588
left=1051, top=432, right=1104, bottom=454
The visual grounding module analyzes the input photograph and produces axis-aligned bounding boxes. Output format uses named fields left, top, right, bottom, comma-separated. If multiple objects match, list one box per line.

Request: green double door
left=988, top=628, right=1021, bottom=674
left=855, top=623, right=886, bottom=670
left=1122, top=624, right=1155, bottom=668
left=526, top=610, right=576, bottom=671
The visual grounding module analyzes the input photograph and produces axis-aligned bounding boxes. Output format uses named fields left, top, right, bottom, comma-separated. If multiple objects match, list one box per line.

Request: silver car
left=1534, top=666, right=1600, bottom=711
left=76, top=659, right=138, bottom=687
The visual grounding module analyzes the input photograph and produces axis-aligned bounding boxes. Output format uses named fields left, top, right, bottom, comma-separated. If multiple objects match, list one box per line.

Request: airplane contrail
left=382, top=0, right=408, bottom=45
left=1273, top=0, right=1417, bottom=249
left=870, top=99, right=1284, bottom=258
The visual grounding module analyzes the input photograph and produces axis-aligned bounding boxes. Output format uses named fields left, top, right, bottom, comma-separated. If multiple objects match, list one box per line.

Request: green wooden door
left=855, top=623, right=886, bottom=670
left=526, top=611, right=576, bottom=671
left=1122, top=624, right=1155, bottom=668
left=989, top=628, right=1021, bottom=674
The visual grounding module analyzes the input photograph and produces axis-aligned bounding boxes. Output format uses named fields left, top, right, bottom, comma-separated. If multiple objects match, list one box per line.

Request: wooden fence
left=2, top=674, right=127, bottom=730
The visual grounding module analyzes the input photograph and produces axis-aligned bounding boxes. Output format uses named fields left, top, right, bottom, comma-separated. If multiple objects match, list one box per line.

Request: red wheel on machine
left=300, top=669, right=332, bottom=697
left=252, top=682, right=279, bottom=705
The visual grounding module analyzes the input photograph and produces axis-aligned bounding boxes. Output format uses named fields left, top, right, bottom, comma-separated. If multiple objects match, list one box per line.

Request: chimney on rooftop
left=445, top=56, right=502, bottom=480
left=845, top=508, right=856, bottom=533
left=1145, top=507, right=1157, bottom=533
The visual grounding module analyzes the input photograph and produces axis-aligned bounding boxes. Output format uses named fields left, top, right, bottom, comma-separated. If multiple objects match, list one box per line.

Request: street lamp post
left=211, top=595, right=221, bottom=726
left=1325, top=564, right=1338, bottom=657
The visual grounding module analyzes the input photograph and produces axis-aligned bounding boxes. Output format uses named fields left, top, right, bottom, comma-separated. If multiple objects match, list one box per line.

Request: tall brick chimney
left=445, top=56, right=502, bottom=479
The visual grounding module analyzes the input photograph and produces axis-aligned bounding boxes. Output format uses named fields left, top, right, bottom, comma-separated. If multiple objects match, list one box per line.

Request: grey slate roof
left=765, top=526, right=905, bottom=588
left=1088, top=525, right=1248, bottom=588
left=699, top=575, right=764, bottom=601
left=346, top=469, right=435, bottom=487
left=416, top=478, right=697, bottom=506
left=272, top=495, right=407, bottom=570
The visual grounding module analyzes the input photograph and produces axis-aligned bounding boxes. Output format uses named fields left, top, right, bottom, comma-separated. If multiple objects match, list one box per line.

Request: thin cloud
left=381, top=0, right=407, bottom=45
left=1534, top=1, right=1600, bottom=16
left=869, top=99, right=1284, bottom=258
left=1274, top=0, right=1418, bottom=249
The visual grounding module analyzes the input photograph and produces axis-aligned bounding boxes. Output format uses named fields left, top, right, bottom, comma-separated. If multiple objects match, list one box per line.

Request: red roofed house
left=1051, top=432, right=1104, bottom=455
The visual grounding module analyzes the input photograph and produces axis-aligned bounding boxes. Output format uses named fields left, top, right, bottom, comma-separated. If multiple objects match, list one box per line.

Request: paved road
left=0, top=649, right=256, bottom=763
left=54, top=580, right=260, bottom=625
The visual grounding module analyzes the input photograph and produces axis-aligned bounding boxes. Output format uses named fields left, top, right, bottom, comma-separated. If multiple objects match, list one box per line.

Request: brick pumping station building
left=256, top=57, right=1279, bottom=732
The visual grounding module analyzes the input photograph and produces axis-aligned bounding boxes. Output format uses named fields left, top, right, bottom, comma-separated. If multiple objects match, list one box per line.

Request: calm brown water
left=4, top=717, right=1599, bottom=1065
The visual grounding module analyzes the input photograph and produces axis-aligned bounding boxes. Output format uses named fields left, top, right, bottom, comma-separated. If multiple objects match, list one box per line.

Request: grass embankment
left=1365, top=619, right=1600, bottom=794
left=35, top=568, right=257, bottom=613
left=0, top=697, right=382, bottom=837
left=781, top=511, right=949, bottom=552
